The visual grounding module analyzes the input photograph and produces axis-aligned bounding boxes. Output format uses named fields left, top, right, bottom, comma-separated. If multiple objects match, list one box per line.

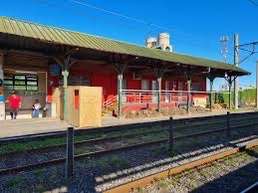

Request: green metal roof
left=0, top=16, right=249, bottom=75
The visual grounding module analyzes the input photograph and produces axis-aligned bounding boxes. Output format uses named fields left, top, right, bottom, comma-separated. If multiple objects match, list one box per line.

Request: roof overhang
left=0, top=16, right=250, bottom=77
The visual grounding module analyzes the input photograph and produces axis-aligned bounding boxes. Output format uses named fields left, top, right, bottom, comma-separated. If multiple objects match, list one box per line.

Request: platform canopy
left=0, top=16, right=250, bottom=77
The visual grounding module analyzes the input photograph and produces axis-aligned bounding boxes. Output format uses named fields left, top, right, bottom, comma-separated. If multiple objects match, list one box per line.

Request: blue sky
left=0, top=0, right=257, bottom=89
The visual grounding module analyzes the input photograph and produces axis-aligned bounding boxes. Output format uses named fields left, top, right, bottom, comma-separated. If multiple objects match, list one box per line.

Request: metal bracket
left=153, top=62, right=168, bottom=78
left=52, top=48, right=79, bottom=71
left=111, top=54, right=127, bottom=74
left=224, top=75, right=238, bottom=86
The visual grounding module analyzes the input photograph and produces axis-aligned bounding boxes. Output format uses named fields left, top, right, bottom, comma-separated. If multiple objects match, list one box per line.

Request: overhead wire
left=247, top=0, right=258, bottom=7
left=33, top=0, right=219, bottom=55
left=68, top=0, right=216, bottom=47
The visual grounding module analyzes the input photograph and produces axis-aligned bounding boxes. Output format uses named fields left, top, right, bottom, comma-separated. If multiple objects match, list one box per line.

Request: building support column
left=225, top=74, right=237, bottom=110
left=228, top=77, right=232, bottom=110
left=54, top=52, right=77, bottom=121
left=0, top=52, right=5, bottom=120
left=154, top=66, right=166, bottom=112
left=113, top=58, right=127, bottom=119
left=207, top=75, right=215, bottom=112
left=185, top=71, right=192, bottom=114
left=62, top=65, right=69, bottom=121
left=117, top=73, right=123, bottom=118
left=0, top=52, right=4, bottom=85
left=157, top=76, right=162, bottom=112
left=186, top=78, right=191, bottom=113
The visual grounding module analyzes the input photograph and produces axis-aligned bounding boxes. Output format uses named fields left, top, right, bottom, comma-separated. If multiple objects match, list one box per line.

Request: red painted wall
left=47, top=62, right=207, bottom=106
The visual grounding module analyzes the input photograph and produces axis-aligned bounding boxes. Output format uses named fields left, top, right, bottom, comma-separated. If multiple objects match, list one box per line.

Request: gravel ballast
left=0, top=126, right=257, bottom=193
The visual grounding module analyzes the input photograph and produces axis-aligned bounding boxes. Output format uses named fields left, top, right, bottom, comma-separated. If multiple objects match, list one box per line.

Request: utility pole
left=220, top=35, right=229, bottom=63
left=236, top=40, right=258, bottom=109
left=219, top=35, right=229, bottom=97
left=234, top=34, right=240, bottom=110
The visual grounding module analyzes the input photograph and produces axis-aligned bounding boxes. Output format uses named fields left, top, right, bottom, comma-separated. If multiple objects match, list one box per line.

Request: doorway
left=3, top=70, right=47, bottom=119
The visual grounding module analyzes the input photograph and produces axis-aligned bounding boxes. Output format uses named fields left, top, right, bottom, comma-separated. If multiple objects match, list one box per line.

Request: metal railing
left=121, top=89, right=209, bottom=108
left=103, top=95, right=117, bottom=110
left=101, top=89, right=239, bottom=114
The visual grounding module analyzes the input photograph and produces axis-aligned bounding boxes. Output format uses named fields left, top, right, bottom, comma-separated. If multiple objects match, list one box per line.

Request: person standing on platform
left=6, top=90, right=22, bottom=120
left=32, top=99, right=41, bottom=118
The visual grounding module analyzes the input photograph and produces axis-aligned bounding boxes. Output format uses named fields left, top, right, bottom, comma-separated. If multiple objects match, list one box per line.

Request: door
left=178, top=81, right=184, bottom=105
left=141, top=80, right=149, bottom=90
left=122, top=79, right=127, bottom=103
left=152, top=80, right=158, bottom=103
left=165, top=80, right=170, bottom=103
left=141, top=80, right=149, bottom=103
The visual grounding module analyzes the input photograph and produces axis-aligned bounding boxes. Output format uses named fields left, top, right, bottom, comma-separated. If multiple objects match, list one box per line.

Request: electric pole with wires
left=235, top=39, right=258, bottom=109
left=234, top=34, right=240, bottom=110
left=220, top=35, right=229, bottom=63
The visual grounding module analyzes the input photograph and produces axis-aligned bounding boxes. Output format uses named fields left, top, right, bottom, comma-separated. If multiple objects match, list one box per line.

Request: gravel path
left=139, top=146, right=258, bottom=193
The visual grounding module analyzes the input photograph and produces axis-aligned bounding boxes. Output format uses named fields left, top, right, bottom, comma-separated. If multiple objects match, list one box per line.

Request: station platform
left=0, top=109, right=256, bottom=139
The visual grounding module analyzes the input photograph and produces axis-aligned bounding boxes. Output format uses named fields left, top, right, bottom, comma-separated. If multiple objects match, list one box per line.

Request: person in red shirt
left=6, top=90, right=22, bottom=120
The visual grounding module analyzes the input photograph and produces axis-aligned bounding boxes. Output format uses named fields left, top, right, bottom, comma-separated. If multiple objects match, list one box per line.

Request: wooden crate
left=67, top=86, right=102, bottom=128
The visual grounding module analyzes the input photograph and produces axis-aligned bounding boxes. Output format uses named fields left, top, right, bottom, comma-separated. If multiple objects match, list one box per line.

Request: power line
left=69, top=0, right=173, bottom=32
left=68, top=0, right=213, bottom=42
left=247, top=0, right=258, bottom=7
left=33, top=0, right=219, bottom=54
left=238, top=41, right=258, bottom=63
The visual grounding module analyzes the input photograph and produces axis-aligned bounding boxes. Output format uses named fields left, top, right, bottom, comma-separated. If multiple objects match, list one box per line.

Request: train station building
left=0, top=17, right=249, bottom=124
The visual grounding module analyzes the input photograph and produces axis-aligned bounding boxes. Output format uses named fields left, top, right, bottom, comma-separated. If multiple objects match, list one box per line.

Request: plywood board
left=66, top=86, right=102, bottom=127
left=79, top=87, right=102, bottom=127
left=52, top=88, right=63, bottom=120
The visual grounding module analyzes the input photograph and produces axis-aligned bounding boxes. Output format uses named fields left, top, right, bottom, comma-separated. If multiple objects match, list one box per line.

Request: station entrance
left=1, top=51, right=48, bottom=119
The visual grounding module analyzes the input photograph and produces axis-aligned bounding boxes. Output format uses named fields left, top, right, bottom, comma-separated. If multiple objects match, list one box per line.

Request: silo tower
left=146, top=37, right=157, bottom=49
left=158, top=32, right=173, bottom=52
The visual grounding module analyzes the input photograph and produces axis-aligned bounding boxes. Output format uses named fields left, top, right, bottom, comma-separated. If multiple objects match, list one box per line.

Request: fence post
left=66, top=127, right=74, bottom=179
left=226, top=112, right=231, bottom=138
left=169, top=117, right=174, bottom=151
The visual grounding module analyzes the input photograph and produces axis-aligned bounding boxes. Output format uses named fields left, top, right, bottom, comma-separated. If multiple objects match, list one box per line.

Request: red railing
left=103, top=95, right=117, bottom=110
left=121, top=89, right=209, bottom=107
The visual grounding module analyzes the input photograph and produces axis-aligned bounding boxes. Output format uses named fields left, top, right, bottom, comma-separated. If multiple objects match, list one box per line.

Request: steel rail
left=240, top=181, right=258, bottom=193
left=102, top=140, right=258, bottom=193
left=0, top=128, right=165, bottom=156
left=0, top=121, right=257, bottom=176
left=1, top=116, right=256, bottom=157
left=1, top=111, right=257, bottom=144
left=1, top=116, right=258, bottom=157
left=0, top=139, right=167, bottom=175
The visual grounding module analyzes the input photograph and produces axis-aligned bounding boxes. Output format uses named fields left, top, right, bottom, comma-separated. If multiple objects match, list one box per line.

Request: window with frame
left=191, top=82, right=201, bottom=91
left=4, top=74, right=38, bottom=91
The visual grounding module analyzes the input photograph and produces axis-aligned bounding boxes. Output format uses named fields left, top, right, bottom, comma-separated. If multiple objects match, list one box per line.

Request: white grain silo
left=158, top=32, right=173, bottom=52
left=146, top=37, right=157, bottom=48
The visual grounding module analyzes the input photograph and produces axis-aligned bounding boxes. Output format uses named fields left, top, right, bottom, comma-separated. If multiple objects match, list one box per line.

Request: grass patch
left=6, top=176, right=25, bottom=188
left=0, top=126, right=165, bottom=155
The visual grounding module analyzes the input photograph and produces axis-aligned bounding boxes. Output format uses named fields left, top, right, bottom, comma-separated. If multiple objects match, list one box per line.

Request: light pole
left=233, top=34, right=240, bottom=110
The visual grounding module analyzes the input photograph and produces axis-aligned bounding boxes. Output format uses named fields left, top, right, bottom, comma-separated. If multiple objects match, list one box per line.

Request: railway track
left=241, top=181, right=258, bottom=193
left=0, top=117, right=258, bottom=176
left=1, top=118, right=257, bottom=158
left=1, top=111, right=258, bottom=156
left=1, top=111, right=257, bottom=144
left=101, top=139, right=258, bottom=193
left=0, top=113, right=258, bottom=193
left=0, top=128, right=257, bottom=193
